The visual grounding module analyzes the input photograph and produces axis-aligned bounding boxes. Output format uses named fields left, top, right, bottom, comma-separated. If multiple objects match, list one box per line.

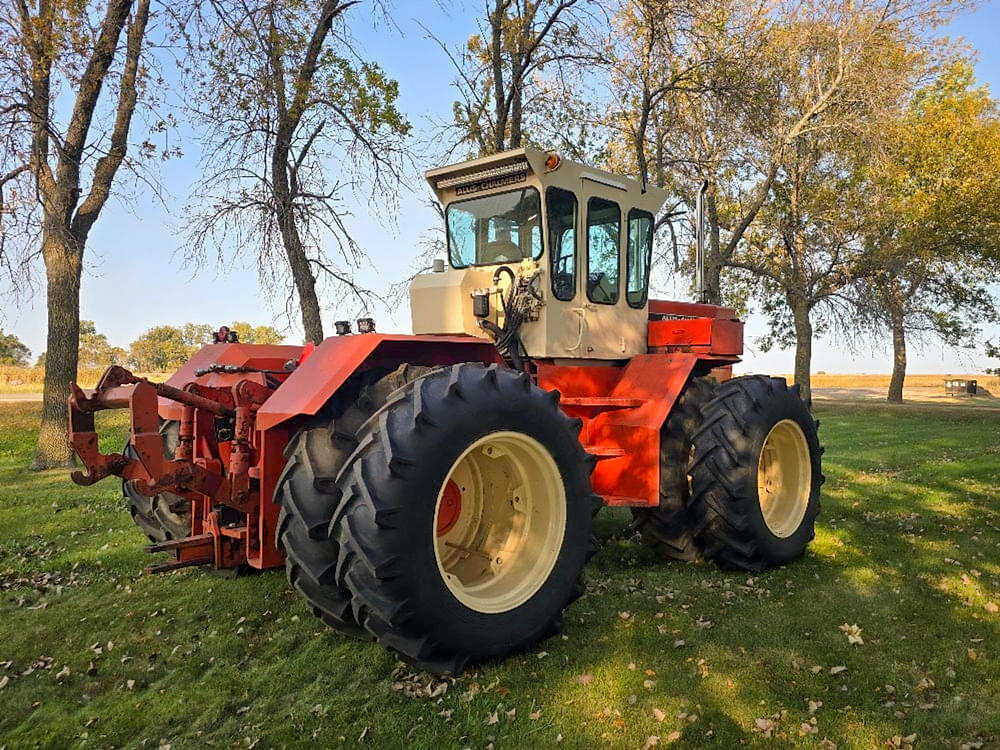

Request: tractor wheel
left=633, top=375, right=716, bottom=561
left=330, top=363, right=600, bottom=674
left=276, top=364, right=434, bottom=638
left=123, top=420, right=191, bottom=542
left=689, top=375, right=823, bottom=571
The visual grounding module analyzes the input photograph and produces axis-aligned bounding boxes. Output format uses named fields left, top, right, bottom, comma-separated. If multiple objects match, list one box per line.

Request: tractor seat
left=480, top=240, right=522, bottom=265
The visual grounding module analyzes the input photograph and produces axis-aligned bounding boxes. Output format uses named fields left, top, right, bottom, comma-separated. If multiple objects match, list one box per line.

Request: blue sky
left=3, top=1, right=999, bottom=375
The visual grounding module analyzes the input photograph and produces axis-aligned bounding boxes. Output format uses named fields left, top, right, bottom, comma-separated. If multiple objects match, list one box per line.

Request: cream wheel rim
left=432, top=431, right=566, bottom=614
left=757, top=419, right=811, bottom=538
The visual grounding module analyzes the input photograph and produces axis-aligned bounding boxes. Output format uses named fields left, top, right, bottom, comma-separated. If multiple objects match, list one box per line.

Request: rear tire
left=689, top=375, right=823, bottom=571
left=123, top=421, right=190, bottom=542
left=633, top=375, right=716, bottom=561
left=331, top=363, right=600, bottom=674
left=276, top=364, right=433, bottom=638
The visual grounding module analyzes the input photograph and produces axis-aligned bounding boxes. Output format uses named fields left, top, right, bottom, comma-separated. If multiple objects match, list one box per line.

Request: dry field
left=793, top=373, right=1000, bottom=391
left=0, top=365, right=169, bottom=394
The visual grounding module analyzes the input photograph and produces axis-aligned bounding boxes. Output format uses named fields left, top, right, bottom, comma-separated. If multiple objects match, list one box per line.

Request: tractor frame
left=68, top=300, right=741, bottom=573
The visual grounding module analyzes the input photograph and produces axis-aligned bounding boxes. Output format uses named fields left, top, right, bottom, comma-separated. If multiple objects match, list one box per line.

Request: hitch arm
left=68, top=366, right=234, bottom=490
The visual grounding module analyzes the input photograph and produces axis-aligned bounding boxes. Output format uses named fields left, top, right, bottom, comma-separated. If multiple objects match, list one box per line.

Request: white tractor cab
left=411, top=147, right=669, bottom=363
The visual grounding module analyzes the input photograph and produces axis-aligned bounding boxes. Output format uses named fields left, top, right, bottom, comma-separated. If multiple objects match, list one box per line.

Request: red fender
left=255, top=334, right=500, bottom=432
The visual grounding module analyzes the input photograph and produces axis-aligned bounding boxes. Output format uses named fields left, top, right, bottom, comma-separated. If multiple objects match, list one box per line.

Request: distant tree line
left=2, top=321, right=281, bottom=374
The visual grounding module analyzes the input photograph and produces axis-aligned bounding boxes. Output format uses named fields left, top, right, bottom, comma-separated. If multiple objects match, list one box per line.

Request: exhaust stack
left=695, top=181, right=709, bottom=304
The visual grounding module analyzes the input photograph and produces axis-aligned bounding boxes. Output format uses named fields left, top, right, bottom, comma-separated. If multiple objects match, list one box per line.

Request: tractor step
left=560, top=396, right=644, bottom=410
left=601, top=495, right=653, bottom=507
left=584, top=445, right=626, bottom=460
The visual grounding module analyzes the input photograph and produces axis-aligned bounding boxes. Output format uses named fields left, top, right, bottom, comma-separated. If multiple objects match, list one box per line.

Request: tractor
left=68, top=148, right=823, bottom=674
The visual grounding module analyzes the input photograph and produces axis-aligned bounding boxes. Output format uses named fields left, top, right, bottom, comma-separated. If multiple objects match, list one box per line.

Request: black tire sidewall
left=362, top=370, right=593, bottom=658
left=738, top=391, right=821, bottom=563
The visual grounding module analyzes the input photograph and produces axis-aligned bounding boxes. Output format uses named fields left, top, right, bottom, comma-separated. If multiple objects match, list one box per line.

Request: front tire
left=276, top=365, right=433, bottom=637
left=689, top=375, right=823, bottom=571
left=331, top=363, right=600, bottom=674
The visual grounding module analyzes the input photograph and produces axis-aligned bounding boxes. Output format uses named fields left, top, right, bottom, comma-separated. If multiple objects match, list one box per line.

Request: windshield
left=446, top=188, right=542, bottom=268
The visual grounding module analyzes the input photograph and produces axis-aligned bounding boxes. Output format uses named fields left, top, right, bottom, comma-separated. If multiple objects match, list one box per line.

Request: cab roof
left=425, top=147, right=669, bottom=217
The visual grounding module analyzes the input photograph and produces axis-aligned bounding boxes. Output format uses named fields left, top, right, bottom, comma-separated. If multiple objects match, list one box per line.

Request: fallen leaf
left=808, top=700, right=823, bottom=714
left=506, top=708, right=516, bottom=721
left=839, top=623, right=864, bottom=646
left=485, top=711, right=499, bottom=726
left=652, top=708, right=666, bottom=722
left=810, top=665, right=823, bottom=673
left=640, top=735, right=659, bottom=750
left=643, top=679, right=656, bottom=690
left=56, top=666, right=70, bottom=680
left=829, top=666, right=847, bottom=675
left=529, top=710, right=541, bottom=721
left=126, top=679, right=135, bottom=690
left=628, top=694, right=637, bottom=705
left=665, top=731, right=682, bottom=743
left=820, top=740, right=837, bottom=750
left=0, top=675, right=8, bottom=690
left=800, top=722, right=819, bottom=736
left=577, top=674, right=595, bottom=686
left=673, top=640, right=685, bottom=648
left=984, top=602, right=998, bottom=614
left=754, top=718, right=776, bottom=736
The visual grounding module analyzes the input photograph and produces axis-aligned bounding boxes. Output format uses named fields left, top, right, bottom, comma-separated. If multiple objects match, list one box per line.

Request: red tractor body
left=69, top=299, right=742, bottom=573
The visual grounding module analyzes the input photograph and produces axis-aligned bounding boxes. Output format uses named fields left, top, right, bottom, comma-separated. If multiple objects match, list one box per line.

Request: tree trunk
left=490, top=0, right=506, bottom=154
left=703, top=262, right=722, bottom=307
left=277, top=205, right=324, bottom=344
left=272, top=121, right=324, bottom=343
left=509, top=84, right=522, bottom=148
left=703, top=192, right=723, bottom=305
left=887, top=312, right=906, bottom=403
left=33, top=230, right=83, bottom=469
left=791, top=299, right=813, bottom=405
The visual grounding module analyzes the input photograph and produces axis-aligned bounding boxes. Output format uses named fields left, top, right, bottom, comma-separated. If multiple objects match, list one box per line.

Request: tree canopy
left=0, top=329, right=30, bottom=366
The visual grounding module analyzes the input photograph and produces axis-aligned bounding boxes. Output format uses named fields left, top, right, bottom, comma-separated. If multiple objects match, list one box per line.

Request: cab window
left=626, top=209, right=653, bottom=307
left=446, top=188, right=542, bottom=268
left=586, top=197, right=620, bottom=304
left=547, top=187, right=577, bottom=301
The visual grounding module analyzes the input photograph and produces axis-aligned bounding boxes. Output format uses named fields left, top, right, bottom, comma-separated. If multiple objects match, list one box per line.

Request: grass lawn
left=0, top=400, right=997, bottom=749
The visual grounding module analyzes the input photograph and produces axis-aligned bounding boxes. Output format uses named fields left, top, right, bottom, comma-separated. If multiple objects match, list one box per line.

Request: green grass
left=0, top=401, right=997, bottom=749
